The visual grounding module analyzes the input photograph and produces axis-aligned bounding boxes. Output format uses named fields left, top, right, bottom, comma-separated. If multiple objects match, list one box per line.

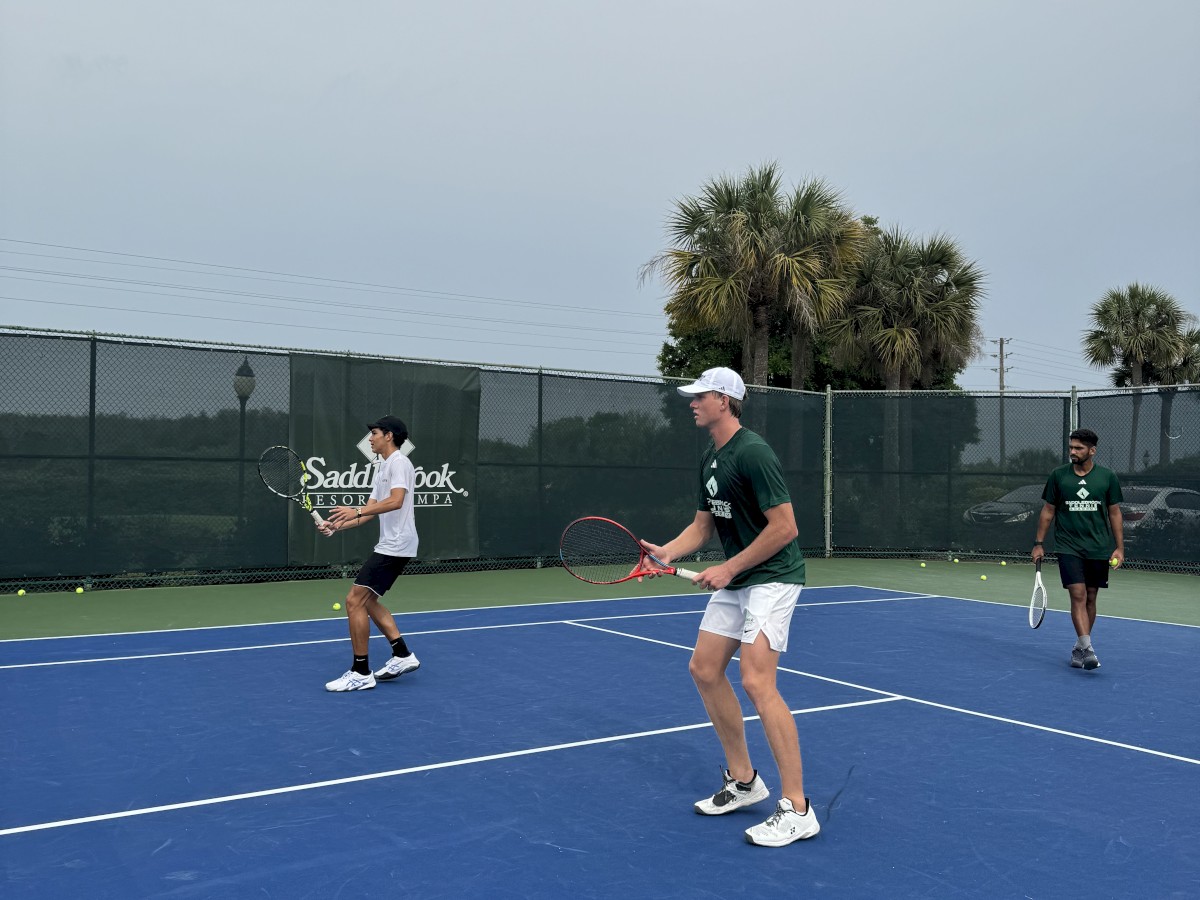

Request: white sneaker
left=694, top=769, right=770, bottom=815
left=325, top=670, right=376, bottom=692
left=374, top=653, right=420, bottom=681
left=745, top=798, right=820, bottom=846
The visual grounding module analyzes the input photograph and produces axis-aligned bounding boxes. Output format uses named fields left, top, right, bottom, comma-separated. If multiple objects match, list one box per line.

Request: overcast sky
left=2, top=0, right=1197, bottom=392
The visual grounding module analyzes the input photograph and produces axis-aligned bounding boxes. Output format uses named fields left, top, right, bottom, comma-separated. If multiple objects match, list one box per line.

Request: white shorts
left=698, top=583, right=803, bottom=653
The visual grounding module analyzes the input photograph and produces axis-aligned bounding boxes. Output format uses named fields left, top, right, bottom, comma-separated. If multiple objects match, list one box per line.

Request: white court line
left=844, top=585, right=1200, bottom=630
left=0, top=584, right=890, bottom=644
left=0, top=596, right=927, bottom=670
left=569, top=621, right=1200, bottom=767
left=0, top=696, right=901, bottom=837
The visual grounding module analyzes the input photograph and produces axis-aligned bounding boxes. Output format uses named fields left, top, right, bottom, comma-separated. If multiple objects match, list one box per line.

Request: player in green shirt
left=1032, top=428, right=1125, bottom=670
left=642, top=367, right=817, bottom=848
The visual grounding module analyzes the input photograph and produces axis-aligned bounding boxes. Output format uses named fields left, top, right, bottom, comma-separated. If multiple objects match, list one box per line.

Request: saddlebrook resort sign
left=305, top=432, right=469, bottom=511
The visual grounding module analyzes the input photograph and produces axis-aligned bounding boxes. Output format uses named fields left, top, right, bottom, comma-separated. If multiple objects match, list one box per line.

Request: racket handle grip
left=310, top=510, right=326, bottom=526
left=673, top=566, right=700, bottom=580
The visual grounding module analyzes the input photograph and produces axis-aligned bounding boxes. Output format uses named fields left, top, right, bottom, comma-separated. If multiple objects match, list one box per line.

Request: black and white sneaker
left=694, top=768, right=769, bottom=815
left=1080, top=647, right=1100, bottom=670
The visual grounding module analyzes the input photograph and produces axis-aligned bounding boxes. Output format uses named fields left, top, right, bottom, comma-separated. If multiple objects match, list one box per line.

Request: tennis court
left=3, top=569, right=1198, bottom=899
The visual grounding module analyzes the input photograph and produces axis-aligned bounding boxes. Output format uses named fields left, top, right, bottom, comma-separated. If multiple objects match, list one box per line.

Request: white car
left=1119, top=485, right=1200, bottom=529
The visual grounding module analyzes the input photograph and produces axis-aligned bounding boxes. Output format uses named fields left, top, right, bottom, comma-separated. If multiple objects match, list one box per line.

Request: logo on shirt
left=1076, top=487, right=1090, bottom=500
left=706, top=476, right=719, bottom=497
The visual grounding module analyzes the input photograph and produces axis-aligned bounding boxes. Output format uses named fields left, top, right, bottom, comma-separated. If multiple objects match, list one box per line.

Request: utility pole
left=990, top=338, right=1013, bottom=469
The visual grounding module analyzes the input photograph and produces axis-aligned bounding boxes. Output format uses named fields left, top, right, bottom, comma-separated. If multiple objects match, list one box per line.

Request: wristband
left=1032, top=540, right=1043, bottom=546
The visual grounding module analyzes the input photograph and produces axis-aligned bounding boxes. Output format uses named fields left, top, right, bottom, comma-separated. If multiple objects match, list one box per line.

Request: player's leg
left=361, top=556, right=420, bottom=681
left=738, top=632, right=805, bottom=804
left=325, top=582, right=379, bottom=692
left=1059, top=555, right=1092, bottom=668
left=690, top=628, right=750, bottom=778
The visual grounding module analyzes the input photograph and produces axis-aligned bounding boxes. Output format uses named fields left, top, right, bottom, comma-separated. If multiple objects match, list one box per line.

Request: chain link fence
left=2, top=327, right=1197, bottom=593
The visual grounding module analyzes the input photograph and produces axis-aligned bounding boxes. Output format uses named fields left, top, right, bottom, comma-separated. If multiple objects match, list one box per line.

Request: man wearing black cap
left=321, top=415, right=420, bottom=691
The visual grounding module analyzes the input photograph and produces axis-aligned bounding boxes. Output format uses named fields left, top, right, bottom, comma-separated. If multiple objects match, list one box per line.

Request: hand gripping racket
left=559, top=516, right=700, bottom=584
left=257, top=445, right=325, bottom=525
left=1029, top=558, right=1048, bottom=629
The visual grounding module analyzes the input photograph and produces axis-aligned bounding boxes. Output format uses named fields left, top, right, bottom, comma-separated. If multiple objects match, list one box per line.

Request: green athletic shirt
left=1041, top=463, right=1124, bottom=559
left=697, top=427, right=805, bottom=588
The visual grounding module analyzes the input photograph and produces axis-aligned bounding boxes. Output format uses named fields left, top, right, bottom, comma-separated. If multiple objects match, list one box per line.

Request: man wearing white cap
left=641, top=367, right=817, bottom=847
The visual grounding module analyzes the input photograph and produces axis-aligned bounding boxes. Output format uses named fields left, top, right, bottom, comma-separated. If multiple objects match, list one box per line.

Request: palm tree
left=1111, top=326, right=1200, bottom=466
left=641, top=163, right=862, bottom=388
left=1082, top=284, right=1192, bottom=472
left=827, top=228, right=985, bottom=510
left=778, top=182, right=866, bottom=390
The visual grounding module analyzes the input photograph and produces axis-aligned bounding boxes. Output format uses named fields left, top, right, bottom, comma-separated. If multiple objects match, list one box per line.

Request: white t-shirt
left=371, top=451, right=418, bottom=558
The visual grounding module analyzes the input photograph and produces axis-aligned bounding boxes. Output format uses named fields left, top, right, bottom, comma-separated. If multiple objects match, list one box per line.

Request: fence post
left=824, top=384, right=832, bottom=559
left=1070, top=386, right=1078, bottom=432
left=86, top=336, right=98, bottom=579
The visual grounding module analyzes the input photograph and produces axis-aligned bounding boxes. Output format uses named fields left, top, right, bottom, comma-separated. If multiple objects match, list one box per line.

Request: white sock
left=1076, top=634, right=1092, bottom=650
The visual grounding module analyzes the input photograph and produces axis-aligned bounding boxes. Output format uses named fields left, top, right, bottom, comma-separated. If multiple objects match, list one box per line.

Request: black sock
left=390, top=636, right=410, bottom=658
left=352, top=655, right=370, bottom=675
left=736, top=770, right=757, bottom=789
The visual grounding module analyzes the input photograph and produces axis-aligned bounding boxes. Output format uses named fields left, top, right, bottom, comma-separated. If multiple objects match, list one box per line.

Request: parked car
left=1119, top=485, right=1200, bottom=529
left=962, top=483, right=1200, bottom=529
left=961, top=484, right=1043, bottom=525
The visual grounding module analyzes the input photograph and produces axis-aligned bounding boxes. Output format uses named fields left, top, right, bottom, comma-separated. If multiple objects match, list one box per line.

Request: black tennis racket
left=1029, top=558, right=1048, bottom=629
left=559, top=516, right=700, bottom=585
left=257, top=445, right=325, bottom=525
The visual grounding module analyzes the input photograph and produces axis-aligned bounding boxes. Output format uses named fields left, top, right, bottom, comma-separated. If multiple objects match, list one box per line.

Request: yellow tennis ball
left=17, top=589, right=26, bottom=596
left=332, top=602, right=341, bottom=611
left=980, top=575, right=987, bottom=581
left=1000, top=561, right=1007, bottom=566
left=953, top=558, right=959, bottom=563
left=1110, top=558, right=1119, bottom=568
left=75, top=587, right=84, bottom=594
left=919, top=562, right=926, bottom=568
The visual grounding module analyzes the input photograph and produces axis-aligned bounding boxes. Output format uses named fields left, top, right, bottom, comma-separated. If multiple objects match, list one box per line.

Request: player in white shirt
left=321, top=415, right=421, bottom=692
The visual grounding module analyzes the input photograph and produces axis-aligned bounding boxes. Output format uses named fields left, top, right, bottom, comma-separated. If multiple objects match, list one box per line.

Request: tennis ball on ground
left=1000, top=561, right=1007, bottom=566
left=953, top=558, right=959, bottom=563
left=17, top=589, right=26, bottom=596
left=919, top=562, right=926, bottom=568
left=980, top=575, right=987, bottom=581
left=75, top=587, right=84, bottom=594
left=332, top=602, right=341, bottom=611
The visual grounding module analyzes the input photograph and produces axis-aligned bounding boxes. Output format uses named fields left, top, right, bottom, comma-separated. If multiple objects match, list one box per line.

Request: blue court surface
left=2, top=586, right=1198, bottom=899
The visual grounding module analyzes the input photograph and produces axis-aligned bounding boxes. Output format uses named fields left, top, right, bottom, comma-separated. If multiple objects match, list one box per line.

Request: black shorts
left=354, top=552, right=412, bottom=597
left=1057, top=554, right=1110, bottom=590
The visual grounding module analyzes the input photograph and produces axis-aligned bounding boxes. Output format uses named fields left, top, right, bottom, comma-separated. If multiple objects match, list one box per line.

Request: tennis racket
left=1029, top=558, right=1048, bottom=629
left=559, top=516, right=700, bottom=584
left=257, top=445, right=325, bottom=525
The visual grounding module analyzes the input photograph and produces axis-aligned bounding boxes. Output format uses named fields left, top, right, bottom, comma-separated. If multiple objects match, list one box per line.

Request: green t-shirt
left=697, top=427, right=805, bottom=588
left=1042, top=463, right=1124, bottom=559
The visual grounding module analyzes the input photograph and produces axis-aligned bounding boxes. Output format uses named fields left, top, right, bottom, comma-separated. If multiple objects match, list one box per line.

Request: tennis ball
left=953, top=558, right=959, bottom=563
left=980, top=575, right=987, bottom=581
left=75, top=587, right=84, bottom=594
left=17, top=589, right=26, bottom=596
left=332, top=602, right=341, bottom=611
left=1110, top=558, right=1119, bottom=568
left=1000, top=561, right=1007, bottom=566
left=919, top=562, right=926, bottom=568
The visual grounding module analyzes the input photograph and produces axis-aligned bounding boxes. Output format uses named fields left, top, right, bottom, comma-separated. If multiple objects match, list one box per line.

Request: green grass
left=1, top=557, right=1195, bottom=640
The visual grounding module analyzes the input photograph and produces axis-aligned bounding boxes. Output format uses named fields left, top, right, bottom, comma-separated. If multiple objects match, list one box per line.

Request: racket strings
left=559, top=518, right=642, bottom=584
left=259, top=447, right=306, bottom=498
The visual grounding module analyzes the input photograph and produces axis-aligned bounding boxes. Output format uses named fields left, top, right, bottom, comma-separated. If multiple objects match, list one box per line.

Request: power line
left=0, top=295, right=659, bottom=358
left=0, top=239, right=666, bottom=320
left=0, top=271, right=665, bottom=348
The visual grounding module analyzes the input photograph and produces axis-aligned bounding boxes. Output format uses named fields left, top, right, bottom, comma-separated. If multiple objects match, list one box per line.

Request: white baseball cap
left=676, top=366, right=746, bottom=400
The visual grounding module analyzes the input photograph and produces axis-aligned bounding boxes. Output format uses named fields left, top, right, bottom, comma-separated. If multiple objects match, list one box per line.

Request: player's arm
left=1108, top=503, right=1124, bottom=566
left=1032, top=502, right=1055, bottom=561
left=697, top=502, right=798, bottom=591
left=641, top=510, right=716, bottom=565
left=328, top=487, right=407, bottom=528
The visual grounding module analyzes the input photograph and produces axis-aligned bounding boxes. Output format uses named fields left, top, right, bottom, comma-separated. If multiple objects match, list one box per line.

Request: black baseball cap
left=366, top=415, right=408, bottom=443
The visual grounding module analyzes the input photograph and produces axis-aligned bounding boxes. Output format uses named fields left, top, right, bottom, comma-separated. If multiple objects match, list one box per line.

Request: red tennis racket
left=559, top=516, right=700, bottom=585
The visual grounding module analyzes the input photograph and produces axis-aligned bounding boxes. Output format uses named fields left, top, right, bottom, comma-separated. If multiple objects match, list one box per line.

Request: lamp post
left=233, top=356, right=257, bottom=524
